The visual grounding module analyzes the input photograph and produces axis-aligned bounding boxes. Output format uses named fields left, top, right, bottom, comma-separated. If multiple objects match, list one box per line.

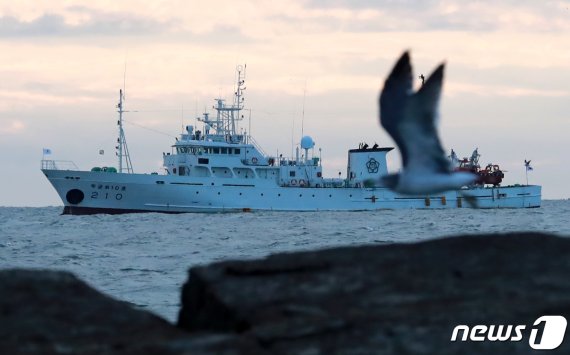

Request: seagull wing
left=379, top=51, right=413, bottom=167
left=380, top=52, right=450, bottom=174
left=404, top=63, right=451, bottom=174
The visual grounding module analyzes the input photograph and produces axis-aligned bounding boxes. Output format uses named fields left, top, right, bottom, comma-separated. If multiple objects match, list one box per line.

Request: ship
left=41, top=66, right=541, bottom=214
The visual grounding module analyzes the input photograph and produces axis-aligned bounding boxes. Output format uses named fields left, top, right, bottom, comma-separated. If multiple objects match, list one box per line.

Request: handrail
left=247, top=135, right=267, bottom=156
left=41, top=160, right=79, bottom=171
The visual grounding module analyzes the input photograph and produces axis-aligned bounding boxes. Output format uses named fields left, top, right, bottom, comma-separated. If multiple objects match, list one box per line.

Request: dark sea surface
left=1, top=200, right=569, bottom=322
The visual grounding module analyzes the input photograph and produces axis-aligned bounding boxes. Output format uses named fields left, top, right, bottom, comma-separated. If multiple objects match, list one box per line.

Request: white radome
left=300, top=136, right=315, bottom=150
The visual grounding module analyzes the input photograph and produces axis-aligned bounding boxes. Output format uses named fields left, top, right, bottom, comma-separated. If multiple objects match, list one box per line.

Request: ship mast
left=233, top=64, right=246, bottom=135
left=117, top=89, right=133, bottom=173
left=202, top=65, right=246, bottom=140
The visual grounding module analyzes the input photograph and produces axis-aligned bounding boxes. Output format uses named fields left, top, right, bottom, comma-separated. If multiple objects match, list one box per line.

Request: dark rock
left=0, top=269, right=265, bottom=354
left=178, top=232, right=570, bottom=354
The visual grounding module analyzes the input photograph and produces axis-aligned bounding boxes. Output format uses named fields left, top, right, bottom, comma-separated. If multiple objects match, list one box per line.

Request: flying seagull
left=379, top=51, right=476, bottom=195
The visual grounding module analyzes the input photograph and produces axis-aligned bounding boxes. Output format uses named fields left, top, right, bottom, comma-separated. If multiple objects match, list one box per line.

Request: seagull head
left=380, top=173, right=400, bottom=190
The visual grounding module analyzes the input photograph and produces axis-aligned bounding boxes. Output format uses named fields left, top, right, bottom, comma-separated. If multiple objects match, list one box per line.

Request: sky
left=0, top=0, right=569, bottom=206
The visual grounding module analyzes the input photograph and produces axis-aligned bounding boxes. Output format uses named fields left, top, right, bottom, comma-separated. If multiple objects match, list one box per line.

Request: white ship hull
left=43, top=169, right=541, bottom=214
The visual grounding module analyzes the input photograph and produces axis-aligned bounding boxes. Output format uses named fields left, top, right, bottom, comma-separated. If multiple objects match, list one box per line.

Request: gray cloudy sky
left=0, top=0, right=569, bottom=206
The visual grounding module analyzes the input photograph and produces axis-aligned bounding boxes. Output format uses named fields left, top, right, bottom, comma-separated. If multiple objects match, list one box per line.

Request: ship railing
left=321, top=178, right=345, bottom=188
left=41, top=160, right=79, bottom=171
left=278, top=157, right=320, bottom=167
left=246, top=135, right=267, bottom=156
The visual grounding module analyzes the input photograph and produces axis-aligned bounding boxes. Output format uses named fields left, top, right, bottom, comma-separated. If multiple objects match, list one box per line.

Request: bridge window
left=234, top=148, right=240, bottom=154
left=289, top=171, right=296, bottom=177
left=221, top=148, right=228, bottom=154
left=213, top=148, right=220, bottom=154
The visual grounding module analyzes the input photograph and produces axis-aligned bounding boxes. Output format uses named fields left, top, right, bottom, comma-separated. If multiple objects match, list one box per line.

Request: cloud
left=0, top=6, right=256, bottom=46
left=304, top=0, right=438, bottom=10
left=0, top=7, right=173, bottom=38
left=0, top=120, right=26, bottom=135
left=446, top=82, right=570, bottom=98
left=173, top=24, right=255, bottom=45
left=299, top=0, right=570, bottom=32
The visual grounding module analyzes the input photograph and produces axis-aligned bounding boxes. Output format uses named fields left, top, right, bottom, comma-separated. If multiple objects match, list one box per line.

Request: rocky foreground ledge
left=2, top=232, right=570, bottom=354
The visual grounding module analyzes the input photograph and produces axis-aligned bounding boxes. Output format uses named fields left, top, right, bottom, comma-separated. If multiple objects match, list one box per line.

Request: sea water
left=1, top=200, right=569, bottom=322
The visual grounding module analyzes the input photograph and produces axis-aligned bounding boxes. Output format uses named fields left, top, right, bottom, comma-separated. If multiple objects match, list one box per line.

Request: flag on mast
left=43, top=148, right=52, bottom=155
left=524, top=160, right=533, bottom=171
